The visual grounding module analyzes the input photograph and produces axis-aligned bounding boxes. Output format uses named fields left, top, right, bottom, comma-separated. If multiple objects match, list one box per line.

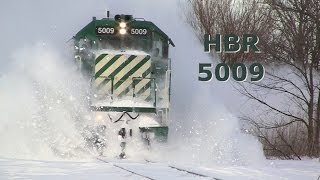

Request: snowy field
left=0, top=157, right=319, bottom=180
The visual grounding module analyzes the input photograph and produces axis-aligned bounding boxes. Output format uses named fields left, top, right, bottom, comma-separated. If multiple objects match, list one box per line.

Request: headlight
left=96, top=114, right=103, bottom=121
left=119, top=28, right=127, bottom=35
left=119, top=22, right=126, bottom=28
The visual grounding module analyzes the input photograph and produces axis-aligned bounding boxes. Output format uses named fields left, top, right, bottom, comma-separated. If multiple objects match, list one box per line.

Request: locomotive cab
left=73, top=14, right=174, bottom=148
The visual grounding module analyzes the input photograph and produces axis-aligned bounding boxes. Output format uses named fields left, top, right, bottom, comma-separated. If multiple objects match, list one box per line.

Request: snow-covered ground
left=0, top=157, right=319, bottom=180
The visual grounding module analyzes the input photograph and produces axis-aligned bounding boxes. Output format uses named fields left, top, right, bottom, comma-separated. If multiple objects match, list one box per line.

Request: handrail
left=92, top=76, right=157, bottom=108
left=134, top=18, right=146, bottom=21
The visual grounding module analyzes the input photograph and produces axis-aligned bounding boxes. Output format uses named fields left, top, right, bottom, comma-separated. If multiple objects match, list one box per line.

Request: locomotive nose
left=94, top=52, right=154, bottom=103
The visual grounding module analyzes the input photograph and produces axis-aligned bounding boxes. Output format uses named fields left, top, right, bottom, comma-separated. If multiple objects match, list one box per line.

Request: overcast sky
left=0, top=0, right=177, bottom=67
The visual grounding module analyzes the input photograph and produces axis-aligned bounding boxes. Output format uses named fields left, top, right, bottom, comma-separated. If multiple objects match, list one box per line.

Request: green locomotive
left=73, top=14, right=174, bottom=154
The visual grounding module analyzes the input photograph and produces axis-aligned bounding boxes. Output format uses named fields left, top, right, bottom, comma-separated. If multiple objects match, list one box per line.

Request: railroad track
left=146, top=159, right=221, bottom=180
left=97, top=157, right=155, bottom=180
left=97, top=157, right=221, bottom=180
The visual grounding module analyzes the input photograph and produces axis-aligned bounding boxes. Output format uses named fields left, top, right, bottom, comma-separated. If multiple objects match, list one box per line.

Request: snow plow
left=73, top=13, right=174, bottom=157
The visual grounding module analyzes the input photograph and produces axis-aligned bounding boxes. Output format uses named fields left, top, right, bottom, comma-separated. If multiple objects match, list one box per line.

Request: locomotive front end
left=73, top=14, right=174, bottom=156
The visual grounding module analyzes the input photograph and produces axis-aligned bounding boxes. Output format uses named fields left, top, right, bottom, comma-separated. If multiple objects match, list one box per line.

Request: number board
left=96, top=26, right=116, bottom=35
left=129, top=28, right=149, bottom=36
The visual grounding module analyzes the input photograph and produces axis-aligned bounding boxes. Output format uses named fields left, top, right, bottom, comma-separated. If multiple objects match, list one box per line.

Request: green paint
left=113, top=56, right=150, bottom=90
left=243, top=34, right=260, bottom=53
left=95, top=54, right=122, bottom=79
left=74, top=15, right=173, bottom=142
left=224, top=34, right=240, bottom=53
left=136, top=81, right=151, bottom=95
left=106, top=55, right=137, bottom=79
left=204, top=34, right=221, bottom=53
left=95, top=54, right=108, bottom=65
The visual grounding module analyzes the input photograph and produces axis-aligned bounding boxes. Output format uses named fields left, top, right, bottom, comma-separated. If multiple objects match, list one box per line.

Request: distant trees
left=186, top=0, right=320, bottom=158
left=185, top=0, right=274, bottom=64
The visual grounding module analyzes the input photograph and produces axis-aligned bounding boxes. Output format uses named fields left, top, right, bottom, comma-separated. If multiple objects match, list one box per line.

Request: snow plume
left=0, top=43, right=92, bottom=160
left=163, top=12, right=265, bottom=165
left=107, top=0, right=266, bottom=166
left=148, top=26, right=265, bottom=165
left=165, top=86, right=265, bottom=166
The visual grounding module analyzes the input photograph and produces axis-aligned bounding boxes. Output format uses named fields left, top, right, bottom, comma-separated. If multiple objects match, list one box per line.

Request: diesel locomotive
left=73, top=13, right=174, bottom=157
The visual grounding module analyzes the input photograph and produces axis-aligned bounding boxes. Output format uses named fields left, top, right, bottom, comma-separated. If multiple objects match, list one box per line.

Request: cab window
left=152, top=33, right=168, bottom=58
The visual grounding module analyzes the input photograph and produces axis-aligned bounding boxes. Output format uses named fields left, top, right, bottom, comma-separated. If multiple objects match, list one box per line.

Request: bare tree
left=185, top=0, right=274, bottom=65
left=186, top=0, right=320, bottom=157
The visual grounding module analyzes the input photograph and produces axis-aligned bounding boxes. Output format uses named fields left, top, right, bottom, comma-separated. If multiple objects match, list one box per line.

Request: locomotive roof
left=74, top=17, right=175, bottom=46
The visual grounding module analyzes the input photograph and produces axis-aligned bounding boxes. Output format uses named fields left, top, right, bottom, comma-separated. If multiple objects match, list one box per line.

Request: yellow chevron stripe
left=134, top=79, right=152, bottom=101
left=94, top=54, right=151, bottom=99
left=95, top=54, right=113, bottom=74
left=114, top=61, right=151, bottom=96
left=95, top=78, right=112, bottom=95
left=134, top=78, right=151, bottom=95
left=95, top=55, right=128, bottom=86
left=112, top=55, right=146, bottom=85
left=140, top=87, right=151, bottom=100
left=96, top=55, right=146, bottom=89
